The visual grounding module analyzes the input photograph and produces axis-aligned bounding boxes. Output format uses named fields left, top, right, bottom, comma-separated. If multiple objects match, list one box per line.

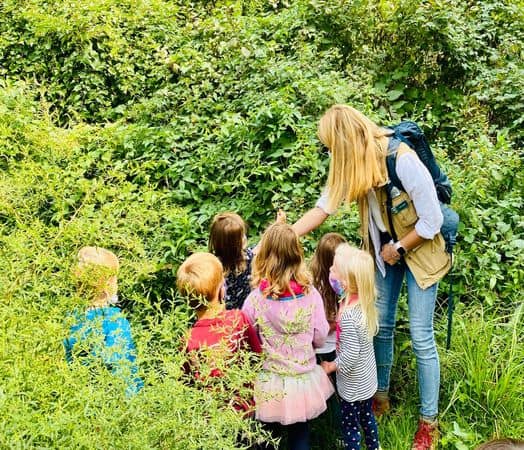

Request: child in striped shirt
left=321, top=244, right=380, bottom=450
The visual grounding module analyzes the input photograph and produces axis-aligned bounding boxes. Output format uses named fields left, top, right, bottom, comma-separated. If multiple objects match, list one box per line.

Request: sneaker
left=371, top=392, right=390, bottom=417
left=412, top=418, right=439, bottom=450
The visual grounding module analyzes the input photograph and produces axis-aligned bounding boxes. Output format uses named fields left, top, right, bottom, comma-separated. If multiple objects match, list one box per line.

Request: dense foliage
left=1, top=0, right=522, bottom=448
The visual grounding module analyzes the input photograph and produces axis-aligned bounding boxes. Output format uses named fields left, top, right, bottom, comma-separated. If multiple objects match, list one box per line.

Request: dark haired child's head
left=475, top=439, right=524, bottom=450
left=177, top=252, right=225, bottom=314
left=209, top=212, right=248, bottom=275
left=252, top=222, right=310, bottom=297
left=73, top=246, right=120, bottom=307
left=310, top=233, right=347, bottom=322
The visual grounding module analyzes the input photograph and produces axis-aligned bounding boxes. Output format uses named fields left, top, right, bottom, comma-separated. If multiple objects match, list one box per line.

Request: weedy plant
left=0, top=0, right=523, bottom=447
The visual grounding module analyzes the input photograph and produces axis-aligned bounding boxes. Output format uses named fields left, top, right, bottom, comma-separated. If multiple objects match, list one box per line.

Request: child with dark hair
left=209, top=212, right=254, bottom=310
left=209, top=211, right=286, bottom=310
left=310, top=232, right=348, bottom=367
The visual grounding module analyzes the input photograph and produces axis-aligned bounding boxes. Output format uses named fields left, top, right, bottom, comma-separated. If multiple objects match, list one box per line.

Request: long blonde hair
left=251, top=223, right=311, bottom=298
left=333, top=243, right=378, bottom=338
left=318, top=105, right=389, bottom=212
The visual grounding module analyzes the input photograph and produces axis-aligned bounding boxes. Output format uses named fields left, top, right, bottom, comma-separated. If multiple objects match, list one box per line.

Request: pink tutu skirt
left=254, top=365, right=335, bottom=425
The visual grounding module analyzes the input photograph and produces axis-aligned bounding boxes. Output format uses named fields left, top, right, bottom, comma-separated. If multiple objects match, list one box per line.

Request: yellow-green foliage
left=1, top=0, right=523, bottom=447
left=0, top=83, right=266, bottom=448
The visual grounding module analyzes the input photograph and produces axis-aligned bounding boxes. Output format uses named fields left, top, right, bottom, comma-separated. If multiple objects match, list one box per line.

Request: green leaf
left=387, top=89, right=404, bottom=101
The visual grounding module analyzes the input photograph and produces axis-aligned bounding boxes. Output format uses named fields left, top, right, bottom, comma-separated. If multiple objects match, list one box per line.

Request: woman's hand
left=380, top=243, right=400, bottom=266
left=276, top=209, right=287, bottom=224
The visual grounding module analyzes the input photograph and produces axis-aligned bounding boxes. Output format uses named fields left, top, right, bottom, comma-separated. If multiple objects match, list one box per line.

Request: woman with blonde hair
left=292, top=105, right=450, bottom=450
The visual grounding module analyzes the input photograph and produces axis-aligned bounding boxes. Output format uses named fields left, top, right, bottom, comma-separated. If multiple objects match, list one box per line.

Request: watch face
left=397, top=246, right=406, bottom=256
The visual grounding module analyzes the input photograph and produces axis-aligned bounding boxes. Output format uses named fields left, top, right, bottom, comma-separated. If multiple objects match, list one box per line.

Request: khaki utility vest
left=358, top=144, right=451, bottom=290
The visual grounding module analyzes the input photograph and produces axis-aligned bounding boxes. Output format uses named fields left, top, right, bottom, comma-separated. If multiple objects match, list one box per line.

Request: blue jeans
left=373, top=260, right=440, bottom=419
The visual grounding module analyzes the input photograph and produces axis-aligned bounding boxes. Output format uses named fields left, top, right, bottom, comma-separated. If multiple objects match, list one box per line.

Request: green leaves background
left=0, top=0, right=522, bottom=448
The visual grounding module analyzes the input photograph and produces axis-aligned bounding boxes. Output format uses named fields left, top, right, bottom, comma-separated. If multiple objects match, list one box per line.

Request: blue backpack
left=385, top=121, right=459, bottom=253
left=385, top=121, right=459, bottom=350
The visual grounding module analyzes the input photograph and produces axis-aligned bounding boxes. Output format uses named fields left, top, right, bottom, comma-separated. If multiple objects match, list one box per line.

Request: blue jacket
left=64, top=306, right=143, bottom=395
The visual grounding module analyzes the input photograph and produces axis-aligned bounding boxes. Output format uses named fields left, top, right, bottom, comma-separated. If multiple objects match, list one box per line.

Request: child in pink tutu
left=242, top=223, right=334, bottom=449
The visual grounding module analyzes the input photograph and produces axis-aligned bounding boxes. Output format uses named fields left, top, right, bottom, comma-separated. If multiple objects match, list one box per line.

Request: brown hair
left=176, top=252, right=223, bottom=312
left=318, top=104, right=389, bottom=211
left=475, top=439, right=524, bottom=450
left=251, top=223, right=311, bottom=298
left=310, top=233, right=347, bottom=322
left=209, top=212, right=248, bottom=274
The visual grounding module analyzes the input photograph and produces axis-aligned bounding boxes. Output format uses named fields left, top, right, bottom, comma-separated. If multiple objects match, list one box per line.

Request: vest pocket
left=391, top=194, right=418, bottom=233
left=405, top=235, right=450, bottom=279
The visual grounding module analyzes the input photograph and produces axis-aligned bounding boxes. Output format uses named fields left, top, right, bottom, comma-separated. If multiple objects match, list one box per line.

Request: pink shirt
left=242, top=285, right=329, bottom=376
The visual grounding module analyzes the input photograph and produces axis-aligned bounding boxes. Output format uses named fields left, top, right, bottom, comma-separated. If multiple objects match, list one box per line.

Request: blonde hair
left=176, top=252, right=223, bottom=311
left=318, top=104, right=389, bottom=211
left=209, top=212, right=248, bottom=274
left=74, top=246, right=119, bottom=301
left=333, top=243, right=378, bottom=338
left=252, top=223, right=311, bottom=298
left=310, top=232, right=347, bottom=322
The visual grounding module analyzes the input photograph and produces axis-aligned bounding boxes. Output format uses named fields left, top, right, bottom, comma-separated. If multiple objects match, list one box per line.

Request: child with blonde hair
left=177, top=252, right=262, bottom=381
left=64, top=246, right=143, bottom=395
left=321, top=244, right=379, bottom=450
left=242, top=223, right=334, bottom=450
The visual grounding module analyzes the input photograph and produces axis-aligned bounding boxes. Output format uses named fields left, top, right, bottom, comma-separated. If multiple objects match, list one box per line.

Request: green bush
left=1, top=0, right=523, bottom=447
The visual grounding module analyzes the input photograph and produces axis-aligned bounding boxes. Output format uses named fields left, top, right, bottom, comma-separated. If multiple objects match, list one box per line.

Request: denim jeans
left=373, top=260, right=440, bottom=419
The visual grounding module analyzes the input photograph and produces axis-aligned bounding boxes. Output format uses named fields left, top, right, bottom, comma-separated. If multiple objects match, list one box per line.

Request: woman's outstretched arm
left=291, top=207, right=329, bottom=237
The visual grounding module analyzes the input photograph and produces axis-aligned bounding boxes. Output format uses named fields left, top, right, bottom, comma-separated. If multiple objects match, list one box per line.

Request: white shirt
left=316, top=151, right=443, bottom=276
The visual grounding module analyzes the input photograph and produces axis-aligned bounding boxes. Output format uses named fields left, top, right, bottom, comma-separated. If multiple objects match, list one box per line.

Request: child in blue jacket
left=64, top=246, right=143, bottom=395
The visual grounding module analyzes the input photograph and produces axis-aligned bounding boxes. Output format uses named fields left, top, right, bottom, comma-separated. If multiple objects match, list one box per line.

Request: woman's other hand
left=380, top=243, right=400, bottom=266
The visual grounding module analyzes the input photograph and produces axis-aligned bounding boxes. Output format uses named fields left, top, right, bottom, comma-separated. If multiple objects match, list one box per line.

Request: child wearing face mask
left=64, top=246, right=143, bottom=395
left=321, top=244, right=380, bottom=450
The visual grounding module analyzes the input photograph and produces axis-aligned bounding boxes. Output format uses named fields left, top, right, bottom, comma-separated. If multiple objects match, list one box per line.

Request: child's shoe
left=371, top=391, right=390, bottom=417
left=411, top=418, right=439, bottom=450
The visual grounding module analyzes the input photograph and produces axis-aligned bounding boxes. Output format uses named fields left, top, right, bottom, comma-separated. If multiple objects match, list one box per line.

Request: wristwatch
left=394, top=241, right=406, bottom=256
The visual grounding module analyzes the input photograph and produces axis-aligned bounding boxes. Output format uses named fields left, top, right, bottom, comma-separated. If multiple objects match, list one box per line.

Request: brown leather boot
left=412, top=418, right=439, bottom=450
left=371, top=391, right=390, bottom=417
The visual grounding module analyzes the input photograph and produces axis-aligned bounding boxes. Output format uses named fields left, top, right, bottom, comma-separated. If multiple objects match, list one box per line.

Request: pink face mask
left=328, top=276, right=345, bottom=297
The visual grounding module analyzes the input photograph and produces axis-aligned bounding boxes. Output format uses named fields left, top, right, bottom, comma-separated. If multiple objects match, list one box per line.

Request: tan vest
left=359, top=145, right=451, bottom=289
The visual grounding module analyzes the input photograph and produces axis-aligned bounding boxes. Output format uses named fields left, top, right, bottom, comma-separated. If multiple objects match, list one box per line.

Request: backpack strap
left=385, top=136, right=407, bottom=243
left=386, top=134, right=405, bottom=193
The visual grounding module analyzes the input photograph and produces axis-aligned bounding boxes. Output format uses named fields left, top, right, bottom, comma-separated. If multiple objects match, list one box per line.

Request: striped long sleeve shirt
left=335, top=304, right=377, bottom=402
